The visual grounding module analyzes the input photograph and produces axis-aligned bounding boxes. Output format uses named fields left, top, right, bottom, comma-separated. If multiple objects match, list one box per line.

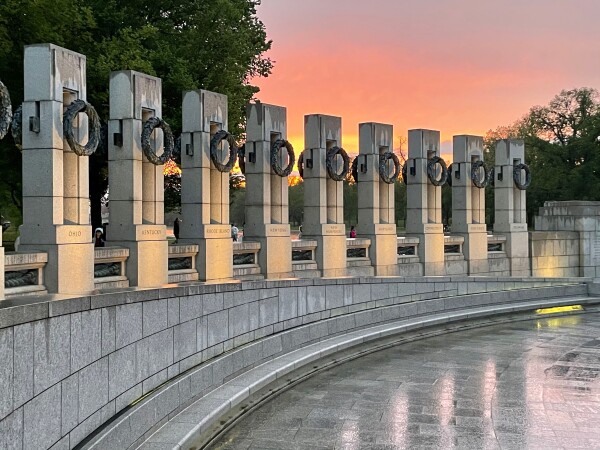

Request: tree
left=0, top=0, right=272, bottom=230
left=485, top=88, right=600, bottom=224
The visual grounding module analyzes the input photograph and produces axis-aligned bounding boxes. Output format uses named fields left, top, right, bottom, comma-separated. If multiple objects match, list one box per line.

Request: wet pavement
left=210, top=313, right=600, bottom=450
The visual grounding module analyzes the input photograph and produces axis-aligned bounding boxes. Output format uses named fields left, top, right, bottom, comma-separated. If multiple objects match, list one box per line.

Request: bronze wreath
left=326, top=146, right=350, bottom=181
left=297, top=151, right=305, bottom=178
left=379, top=151, right=401, bottom=184
left=0, top=81, right=12, bottom=141
left=513, top=163, right=531, bottom=190
left=351, top=156, right=359, bottom=183
left=141, top=117, right=175, bottom=165
left=470, top=160, right=489, bottom=189
left=427, top=156, right=448, bottom=186
left=209, top=129, right=237, bottom=172
left=446, top=163, right=454, bottom=187
left=237, top=144, right=246, bottom=175
left=271, top=139, right=295, bottom=177
left=63, top=99, right=101, bottom=156
left=11, top=104, right=22, bottom=150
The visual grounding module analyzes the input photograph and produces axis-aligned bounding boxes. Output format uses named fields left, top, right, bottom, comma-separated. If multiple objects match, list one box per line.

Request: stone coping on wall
left=135, top=294, right=598, bottom=450
left=0, top=276, right=594, bottom=450
left=0, top=276, right=591, bottom=330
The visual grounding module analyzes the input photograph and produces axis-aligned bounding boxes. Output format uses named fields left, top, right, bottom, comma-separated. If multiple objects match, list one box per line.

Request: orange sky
left=253, top=1, right=600, bottom=158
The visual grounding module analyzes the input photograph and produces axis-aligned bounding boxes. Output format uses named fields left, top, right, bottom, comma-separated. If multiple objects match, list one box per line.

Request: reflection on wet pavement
left=210, top=313, right=600, bottom=449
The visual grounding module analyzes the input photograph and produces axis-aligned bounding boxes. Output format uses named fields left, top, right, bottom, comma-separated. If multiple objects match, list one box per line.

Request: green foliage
left=485, top=88, right=600, bottom=224
left=0, top=0, right=272, bottom=227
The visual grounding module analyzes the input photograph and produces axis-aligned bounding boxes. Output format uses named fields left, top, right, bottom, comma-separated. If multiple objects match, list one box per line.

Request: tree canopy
left=484, top=87, right=600, bottom=223
left=0, top=0, right=272, bottom=230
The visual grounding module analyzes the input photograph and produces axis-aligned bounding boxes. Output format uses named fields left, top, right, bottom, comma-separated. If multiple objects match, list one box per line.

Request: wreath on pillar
left=209, top=129, right=237, bottom=172
left=326, top=146, right=350, bottom=181
left=10, top=104, right=21, bottom=150
left=513, top=163, right=531, bottom=190
left=426, top=156, right=448, bottom=186
left=297, top=151, right=305, bottom=178
left=63, top=99, right=101, bottom=156
left=0, top=81, right=12, bottom=141
left=237, top=144, right=246, bottom=174
left=379, top=151, right=401, bottom=184
left=271, top=138, right=295, bottom=177
left=351, top=156, right=359, bottom=183
left=141, top=116, right=175, bottom=165
left=446, top=163, right=454, bottom=187
left=470, top=160, right=489, bottom=189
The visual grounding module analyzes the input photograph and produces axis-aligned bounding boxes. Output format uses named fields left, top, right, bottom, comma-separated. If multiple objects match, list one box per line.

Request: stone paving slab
left=138, top=295, right=596, bottom=449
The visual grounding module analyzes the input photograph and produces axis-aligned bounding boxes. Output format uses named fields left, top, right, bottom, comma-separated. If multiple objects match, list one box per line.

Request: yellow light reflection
left=535, top=305, right=583, bottom=315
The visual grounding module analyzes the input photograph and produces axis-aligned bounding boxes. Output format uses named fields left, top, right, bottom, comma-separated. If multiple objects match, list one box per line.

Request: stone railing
left=346, top=237, right=373, bottom=276
left=233, top=241, right=262, bottom=280
left=396, top=236, right=421, bottom=276
left=168, top=244, right=199, bottom=283
left=94, top=247, right=129, bottom=290
left=444, top=235, right=467, bottom=275
left=487, top=234, right=510, bottom=276
left=4, top=252, right=48, bottom=297
left=487, top=234, right=506, bottom=253
left=291, top=239, right=319, bottom=278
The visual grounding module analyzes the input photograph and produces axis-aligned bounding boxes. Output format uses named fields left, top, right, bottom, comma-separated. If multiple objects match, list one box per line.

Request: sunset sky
left=254, top=0, right=600, bottom=157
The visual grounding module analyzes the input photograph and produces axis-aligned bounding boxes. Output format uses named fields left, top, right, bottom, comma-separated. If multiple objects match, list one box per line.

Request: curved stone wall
left=0, top=276, right=592, bottom=450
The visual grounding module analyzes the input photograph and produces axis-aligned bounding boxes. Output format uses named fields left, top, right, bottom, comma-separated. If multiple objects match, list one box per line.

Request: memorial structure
left=107, top=70, right=169, bottom=287
left=18, top=44, right=95, bottom=294
left=450, top=135, right=489, bottom=274
left=357, top=122, right=399, bottom=275
left=405, top=129, right=446, bottom=275
left=244, top=102, right=294, bottom=278
left=179, top=90, right=233, bottom=282
left=301, top=114, right=348, bottom=277
left=493, top=139, right=531, bottom=276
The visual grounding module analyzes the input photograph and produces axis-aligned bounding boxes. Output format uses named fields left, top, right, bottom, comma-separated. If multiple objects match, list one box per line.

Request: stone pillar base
left=19, top=224, right=95, bottom=294
left=364, top=224, right=398, bottom=276
left=305, top=224, right=347, bottom=278
left=412, top=225, right=445, bottom=276
left=454, top=224, right=489, bottom=275
left=111, top=224, right=168, bottom=288
left=245, top=224, right=292, bottom=279
left=495, top=224, right=530, bottom=276
left=180, top=224, right=233, bottom=282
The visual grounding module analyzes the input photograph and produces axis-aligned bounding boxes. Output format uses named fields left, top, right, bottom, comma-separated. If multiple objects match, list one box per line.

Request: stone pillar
left=302, top=114, right=346, bottom=277
left=493, top=139, right=530, bottom=276
left=405, top=129, right=445, bottom=275
left=19, top=44, right=94, bottom=294
left=179, top=90, right=232, bottom=282
left=451, top=135, right=489, bottom=274
left=107, top=71, right=168, bottom=287
left=357, top=122, right=397, bottom=275
left=244, top=102, right=292, bottom=278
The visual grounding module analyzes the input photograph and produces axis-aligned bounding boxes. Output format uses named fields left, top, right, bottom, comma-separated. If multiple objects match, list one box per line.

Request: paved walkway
left=210, top=313, right=600, bottom=450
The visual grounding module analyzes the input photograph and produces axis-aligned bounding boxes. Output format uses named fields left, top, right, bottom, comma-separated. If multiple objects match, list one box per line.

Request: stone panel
left=70, top=310, right=101, bottom=373
left=142, top=299, right=168, bottom=337
left=13, top=323, right=33, bottom=409
left=0, top=328, right=13, bottom=420
left=78, top=357, right=109, bottom=421
left=33, top=315, right=71, bottom=395
left=23, top=383, right=61, bottom=450
left=115, top=303, right=142, bottom=350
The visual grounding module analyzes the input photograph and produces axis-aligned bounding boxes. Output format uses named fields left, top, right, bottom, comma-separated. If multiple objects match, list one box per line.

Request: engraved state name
left=142, top=230, right=163, bottom=235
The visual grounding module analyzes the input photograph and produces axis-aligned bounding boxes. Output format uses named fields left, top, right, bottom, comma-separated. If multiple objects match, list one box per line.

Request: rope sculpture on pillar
left=141, top=117, right=175, bottom=165
left=209, top=129, right=237, bottom=172
left=10, top=104, right=22, bottom=150
left=379, top=151, right=401, bottom=184
left=271, top=139, right=295, bottom=177
left=237, top=144, right=246, bottom=175
left=513, top=163, right=531, bottom=190
left=351, top=156, right=359, bottom=183
left=0, top=81, right=12, bottom=140
left=63, top=99, right=101, bottom=156
left=297, top=151, right=305, bottom=178
left=326, top=146, right=349, bottom=181
left=426, top=156, right=448, bottom=186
